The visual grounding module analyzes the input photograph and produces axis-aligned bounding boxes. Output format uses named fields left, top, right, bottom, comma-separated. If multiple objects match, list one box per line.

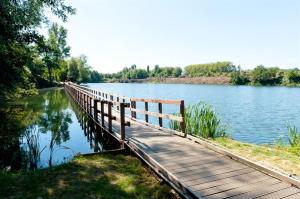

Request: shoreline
left=103, top=77, right=300, bottom=87
left=108, top=76, right=231, bottom=84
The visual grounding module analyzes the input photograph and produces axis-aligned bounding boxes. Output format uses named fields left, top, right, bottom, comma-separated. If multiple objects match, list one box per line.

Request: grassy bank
left=213, top=137, right=300, bottom=177
left=0, top=154, right=179, bottom=199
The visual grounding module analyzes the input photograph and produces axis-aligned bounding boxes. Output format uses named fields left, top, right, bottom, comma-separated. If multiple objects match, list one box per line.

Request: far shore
left=107, top=76, right=231, bottom=85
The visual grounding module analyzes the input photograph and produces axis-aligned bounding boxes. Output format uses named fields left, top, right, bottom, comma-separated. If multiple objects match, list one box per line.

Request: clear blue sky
left=56, top=0, right=300, bottom=73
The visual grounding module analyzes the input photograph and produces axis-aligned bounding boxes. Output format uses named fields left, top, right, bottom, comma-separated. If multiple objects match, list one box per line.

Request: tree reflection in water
left=0, top=88, right=117, bottom=171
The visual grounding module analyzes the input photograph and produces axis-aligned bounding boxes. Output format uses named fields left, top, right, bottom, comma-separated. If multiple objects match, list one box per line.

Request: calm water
left=88, top=83, right=300, bottom=145
left=0, top=88, right=117, bottom=170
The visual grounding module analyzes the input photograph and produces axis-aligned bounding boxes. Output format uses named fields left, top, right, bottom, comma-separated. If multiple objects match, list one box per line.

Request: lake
left=88, top=83, right=300, bottom=145
left=2, top=84, right=299, bottom=170
left=0, top=88, right=117, bottom=170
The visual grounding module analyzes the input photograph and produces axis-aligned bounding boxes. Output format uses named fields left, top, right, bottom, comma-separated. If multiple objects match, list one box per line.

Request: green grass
left=213, top=137, right=300, bottom=177
left=0, top=154, right=179, bottom=199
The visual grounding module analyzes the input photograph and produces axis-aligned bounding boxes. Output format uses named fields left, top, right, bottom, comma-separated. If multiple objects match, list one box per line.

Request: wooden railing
left=64, top=82, right=186, bottom=138
left=64, top=83, right=131, bottom=146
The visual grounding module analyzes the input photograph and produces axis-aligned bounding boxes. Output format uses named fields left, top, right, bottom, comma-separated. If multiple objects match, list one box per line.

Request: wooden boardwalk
left=65, top=83, right=300, bottom=199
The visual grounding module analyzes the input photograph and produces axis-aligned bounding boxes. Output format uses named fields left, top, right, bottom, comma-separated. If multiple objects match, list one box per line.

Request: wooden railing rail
left=65, top=82, right=186, bottom=137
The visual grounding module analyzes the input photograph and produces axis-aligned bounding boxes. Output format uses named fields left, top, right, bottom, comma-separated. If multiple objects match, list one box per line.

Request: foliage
left=103, top=65, right=182, bottom=81
left=67, top=56, right=103, bottom=83
left=0, top=0, right=75, bottom=99
left=184, top=61, right=236, bottom=77
left=149, top=65, right=182, bottom=78
left=250, top=65, right=281, bottom=85
left=41, top=23, right=70, bottom=83
left=0, top=154, right=179, bottom=199
left=170, top=102, right=226, bottom=139
left=287, top=125, right=300, bottom=156
left=230, top=66, right=250, bottom=85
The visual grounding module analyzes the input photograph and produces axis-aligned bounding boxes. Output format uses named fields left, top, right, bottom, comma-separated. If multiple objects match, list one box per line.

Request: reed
left=170, top=102, right=225, bottom=139
left=287, top=125, right=300, bottom=156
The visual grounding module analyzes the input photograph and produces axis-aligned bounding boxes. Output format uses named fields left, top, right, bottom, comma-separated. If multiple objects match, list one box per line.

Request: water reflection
left=0, top=88, right=117, bottom=170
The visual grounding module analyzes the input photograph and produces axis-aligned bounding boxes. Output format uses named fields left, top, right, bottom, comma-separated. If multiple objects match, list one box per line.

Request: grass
left=213, top=137, right=300, bottom=177
left=170, top=102, right=225, bottom=139
left=0, top=154, right=179, bottom=199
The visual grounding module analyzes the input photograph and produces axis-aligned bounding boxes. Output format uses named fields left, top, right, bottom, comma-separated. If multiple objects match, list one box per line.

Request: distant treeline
left=102, top=62, right=300, bottom=86
left=102, top=65, right=182, bottom=81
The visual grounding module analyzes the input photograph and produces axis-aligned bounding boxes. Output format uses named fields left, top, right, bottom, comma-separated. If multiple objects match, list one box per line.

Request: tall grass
left=170, top=102, right=225, bottom=139
left=287, top=125, right=300, bottom=156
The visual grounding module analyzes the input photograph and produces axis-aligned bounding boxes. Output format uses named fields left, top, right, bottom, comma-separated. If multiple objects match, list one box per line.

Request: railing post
left=158, top=102, right=162, bottom=127
left=93, top=99, right=99, bottom=122
left=180, top=100, right=186, bottom=137
left=117, top=97, right=120, bottom=110
left=84, top=94, right=86, bottom=111
left=145, top=102, right=148, bottom=123
left=120, top=102, right=125, bottom=148
left=131, top=100, right=136, bottom=119
left=93, top=99, right=100, bottom=131
left=108, top=101, right=112, bottom=133
left=100, top=100, right=105, bottom=127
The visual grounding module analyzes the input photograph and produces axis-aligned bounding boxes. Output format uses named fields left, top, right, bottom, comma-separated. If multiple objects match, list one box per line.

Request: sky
left=51, top=0, right=300, bottom=73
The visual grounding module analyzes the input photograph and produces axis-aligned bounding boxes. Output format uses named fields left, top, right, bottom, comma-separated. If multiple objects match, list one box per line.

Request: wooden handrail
left=130, top=98, right=182, bottom=105
left=64, top=82, right=187, bottom=137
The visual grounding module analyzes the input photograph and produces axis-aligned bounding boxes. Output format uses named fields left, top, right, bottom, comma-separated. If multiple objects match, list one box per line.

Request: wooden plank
left=153, top=153, right=221, bottom=165
left=161, top=154, right=225, bottom=168
left=165, top=158, right=228, bottom=171
left=174, top=162, right=247, bottom=178
left=229, top=182, right=291, bottom=199
left=191, top=169, right=265, bottom=191
left=170, top=158, right=243, bottom=173
left=283, top=192, right=300, bottom=199
left=192, top=171, right=270, bottom=196
left=256, top=187, right=300, bottom=199
left=184, top=167, right=255, bottom=187
left=180, top=165, right=250, bottom=182
left=203, top=176, right=280, bottom=199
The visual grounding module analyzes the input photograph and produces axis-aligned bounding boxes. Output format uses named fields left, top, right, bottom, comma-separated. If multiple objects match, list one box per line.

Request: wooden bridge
left=64, top=82, right=300, bottom=199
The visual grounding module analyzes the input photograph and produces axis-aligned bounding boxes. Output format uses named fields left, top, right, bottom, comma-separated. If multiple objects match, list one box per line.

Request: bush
left=184, top=62, right=236, bottom=77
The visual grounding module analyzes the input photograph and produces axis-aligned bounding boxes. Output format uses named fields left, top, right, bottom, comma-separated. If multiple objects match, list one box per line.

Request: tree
left=67, top=58, right=80, bottom=82
left=147, top=65, right=150, bottom=73
left=0, top=0, right=75, bottom=98
left=42, top=23, right=70, bottom=83
left=90, top=71, right=103, bottom=82
left=77, top=55, right=91, bottom=83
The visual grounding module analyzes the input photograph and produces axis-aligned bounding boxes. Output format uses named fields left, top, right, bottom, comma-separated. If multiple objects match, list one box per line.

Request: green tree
left=77, top=55, right=91, bottom=83
left=42, top=23, right=70, bottom=83
left=251, top=65, right=281, bottom=85
left=67, top=58, right=80, bottom=82
left=0, top=0, right=75, bottom=98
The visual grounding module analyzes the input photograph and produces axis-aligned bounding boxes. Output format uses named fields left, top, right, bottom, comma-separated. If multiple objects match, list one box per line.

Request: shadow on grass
left=0, top=154, right=178, bottom=199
